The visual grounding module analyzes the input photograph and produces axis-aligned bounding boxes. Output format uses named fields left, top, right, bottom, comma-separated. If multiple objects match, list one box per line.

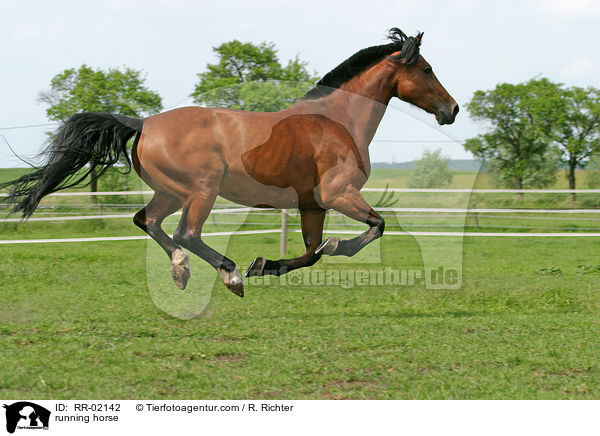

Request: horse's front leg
left=316, top=188, right=385, bottom=257
left=245, top=208, right=326, bottom=277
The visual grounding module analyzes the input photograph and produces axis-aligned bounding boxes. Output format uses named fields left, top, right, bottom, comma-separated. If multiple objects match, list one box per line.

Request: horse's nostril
left=453, top=104, right=460, bottom=117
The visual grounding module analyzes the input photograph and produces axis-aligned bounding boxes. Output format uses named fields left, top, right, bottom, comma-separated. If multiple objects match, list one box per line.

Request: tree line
left=37, top=40, right=600, bottom=194
left=465, top=78, right=600, bottom=194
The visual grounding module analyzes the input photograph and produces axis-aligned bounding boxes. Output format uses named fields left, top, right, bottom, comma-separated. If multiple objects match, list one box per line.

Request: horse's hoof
left=226, top=281, right=244, bottom=298
left=219, top=267, right=244, bottom=297
left=170, top=249, right=190, bottom=290
left=245, top=257, right=266, bottom=277
left=315, top=237, right=339, bottom=255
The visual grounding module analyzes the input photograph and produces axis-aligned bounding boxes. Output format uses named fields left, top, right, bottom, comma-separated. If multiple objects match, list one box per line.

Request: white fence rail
left=3, top=207, right=600, bottom=223
left=362, top=188, right=600, bottom=193
left=4, top=229, right=600, bottom=245
left=4, top=188, right=600, bottom=197
left=3, top=189, right=600, bottom=244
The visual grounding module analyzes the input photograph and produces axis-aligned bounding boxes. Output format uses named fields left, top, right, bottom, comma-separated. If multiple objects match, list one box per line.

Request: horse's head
left=387, top=29, right=458, bottom=125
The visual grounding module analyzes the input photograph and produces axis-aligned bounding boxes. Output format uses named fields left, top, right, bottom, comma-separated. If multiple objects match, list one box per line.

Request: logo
left=3, top=402, right=50, bottom=434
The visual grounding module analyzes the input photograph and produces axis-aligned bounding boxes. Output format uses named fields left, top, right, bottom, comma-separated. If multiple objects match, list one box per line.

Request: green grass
left=2, top=167, right=600, bottom=399
left=1, top=234, right=600, bottom=399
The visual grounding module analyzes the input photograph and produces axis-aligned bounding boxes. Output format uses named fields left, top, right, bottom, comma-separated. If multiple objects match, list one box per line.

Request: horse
left=1, top=28, right=458, bottom=297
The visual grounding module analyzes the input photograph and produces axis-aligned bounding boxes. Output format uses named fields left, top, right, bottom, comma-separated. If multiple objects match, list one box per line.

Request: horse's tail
left=0, top=112, right=143, bottom=218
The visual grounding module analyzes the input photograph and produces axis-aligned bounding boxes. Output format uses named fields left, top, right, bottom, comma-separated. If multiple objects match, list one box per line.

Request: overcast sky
left=1, top=0, right=599, bottom=167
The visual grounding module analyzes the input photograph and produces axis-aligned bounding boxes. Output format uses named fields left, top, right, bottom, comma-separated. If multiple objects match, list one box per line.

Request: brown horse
left=1, top=28, right=458, bottom=297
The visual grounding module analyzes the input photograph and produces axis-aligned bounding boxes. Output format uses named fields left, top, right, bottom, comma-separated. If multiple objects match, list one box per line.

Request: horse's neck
left=313, top=62, right=395, bottom=155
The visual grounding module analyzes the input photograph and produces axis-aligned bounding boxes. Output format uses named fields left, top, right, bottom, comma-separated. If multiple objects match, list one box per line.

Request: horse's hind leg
left=246, top=208, right=326, bottom=277
left=316, top=188, right=384, bottom=257
left=133, top=191, right=189, bottom=289
left=173, top=190, right=244, bottom=297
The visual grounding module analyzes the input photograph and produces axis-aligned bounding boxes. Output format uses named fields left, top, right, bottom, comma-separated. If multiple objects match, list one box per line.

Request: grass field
left=1, top=235, right=600, bottom=399
left=2, top=168, right=600, bottom=399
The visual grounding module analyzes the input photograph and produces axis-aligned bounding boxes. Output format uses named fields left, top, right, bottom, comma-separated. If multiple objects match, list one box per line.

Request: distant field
left=0, top=167, right=594, bottom=190
left=3, top=167, right=600, bottom=213
left=365, top=168, right=592, bottom=190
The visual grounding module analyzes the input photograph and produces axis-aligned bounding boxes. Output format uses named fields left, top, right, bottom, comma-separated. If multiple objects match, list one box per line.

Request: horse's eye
left=424, top=68, right=433, bottom=74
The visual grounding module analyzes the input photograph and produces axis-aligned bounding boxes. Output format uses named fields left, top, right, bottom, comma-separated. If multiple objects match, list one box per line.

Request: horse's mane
left=303, top=28, right=423, bottom=100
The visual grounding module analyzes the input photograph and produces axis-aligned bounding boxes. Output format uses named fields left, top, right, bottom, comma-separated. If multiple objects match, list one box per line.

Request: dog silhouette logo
left=3, top=402, right=50, bottom=433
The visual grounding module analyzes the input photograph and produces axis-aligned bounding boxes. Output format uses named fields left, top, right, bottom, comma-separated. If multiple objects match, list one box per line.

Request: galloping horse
left=1, top=28, right=458, bottom=297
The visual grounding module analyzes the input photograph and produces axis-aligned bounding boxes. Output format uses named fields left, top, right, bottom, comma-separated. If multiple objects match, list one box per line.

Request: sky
left=1, top=0, right=599, bottom=167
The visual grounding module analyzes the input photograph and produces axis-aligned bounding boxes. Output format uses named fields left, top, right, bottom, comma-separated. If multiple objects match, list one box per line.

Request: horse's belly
left=219, top=172, right=320, bottom=209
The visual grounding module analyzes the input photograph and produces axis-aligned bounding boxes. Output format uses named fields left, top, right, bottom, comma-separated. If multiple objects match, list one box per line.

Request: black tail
left=0, top=112, right=143, bottom=218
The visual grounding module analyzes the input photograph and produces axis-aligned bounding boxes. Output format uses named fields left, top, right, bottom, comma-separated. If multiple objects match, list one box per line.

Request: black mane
left=303, top=28, right=423, bottom=100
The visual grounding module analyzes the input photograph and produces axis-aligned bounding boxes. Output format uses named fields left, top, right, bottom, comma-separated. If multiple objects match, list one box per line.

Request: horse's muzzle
left=436, top=103, right=459, bottom=125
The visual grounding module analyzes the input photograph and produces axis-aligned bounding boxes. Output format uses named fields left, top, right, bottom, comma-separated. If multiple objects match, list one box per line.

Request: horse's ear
left=389, top=32, right=422, bottom=65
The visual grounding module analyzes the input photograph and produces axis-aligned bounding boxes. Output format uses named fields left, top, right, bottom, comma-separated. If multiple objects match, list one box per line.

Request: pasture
left=1, top=168, right=600, bottom=399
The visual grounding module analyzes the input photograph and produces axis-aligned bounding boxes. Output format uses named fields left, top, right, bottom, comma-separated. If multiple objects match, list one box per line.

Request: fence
left=2, top=188, right=600, bottom=246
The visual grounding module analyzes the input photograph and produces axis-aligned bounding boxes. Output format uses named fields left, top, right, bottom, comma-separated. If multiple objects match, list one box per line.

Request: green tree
left=585, top=153, right=600, bottom=188
left=465, top=78, right=564, bottom=189
left=407, top=148, right=453, bottom=188
left=191, top=40, right=318, bottom=111
left=38, top=65, right=163, bottom=192
left=550, top=86, right=600, bottom=199
left=485, top=148, right=562, bottom=189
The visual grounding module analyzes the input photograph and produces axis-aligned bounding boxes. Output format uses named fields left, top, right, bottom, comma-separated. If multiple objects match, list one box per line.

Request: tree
left=191, top=40, right=318, bottom=111
left=550, top=86, right=600, bottom=199
left=485, top=148, right=561, bottom=189
left=585, top=153, right=600, bottom=188
left=407, top=148, right=453, bottom=188
left=465, top=78, right=564, bottom=189
left=38, top=65, right=163, bottom=192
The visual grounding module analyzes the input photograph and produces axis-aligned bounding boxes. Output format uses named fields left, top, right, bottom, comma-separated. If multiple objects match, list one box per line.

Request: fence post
left=280, top=209, right=288, bottom=257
